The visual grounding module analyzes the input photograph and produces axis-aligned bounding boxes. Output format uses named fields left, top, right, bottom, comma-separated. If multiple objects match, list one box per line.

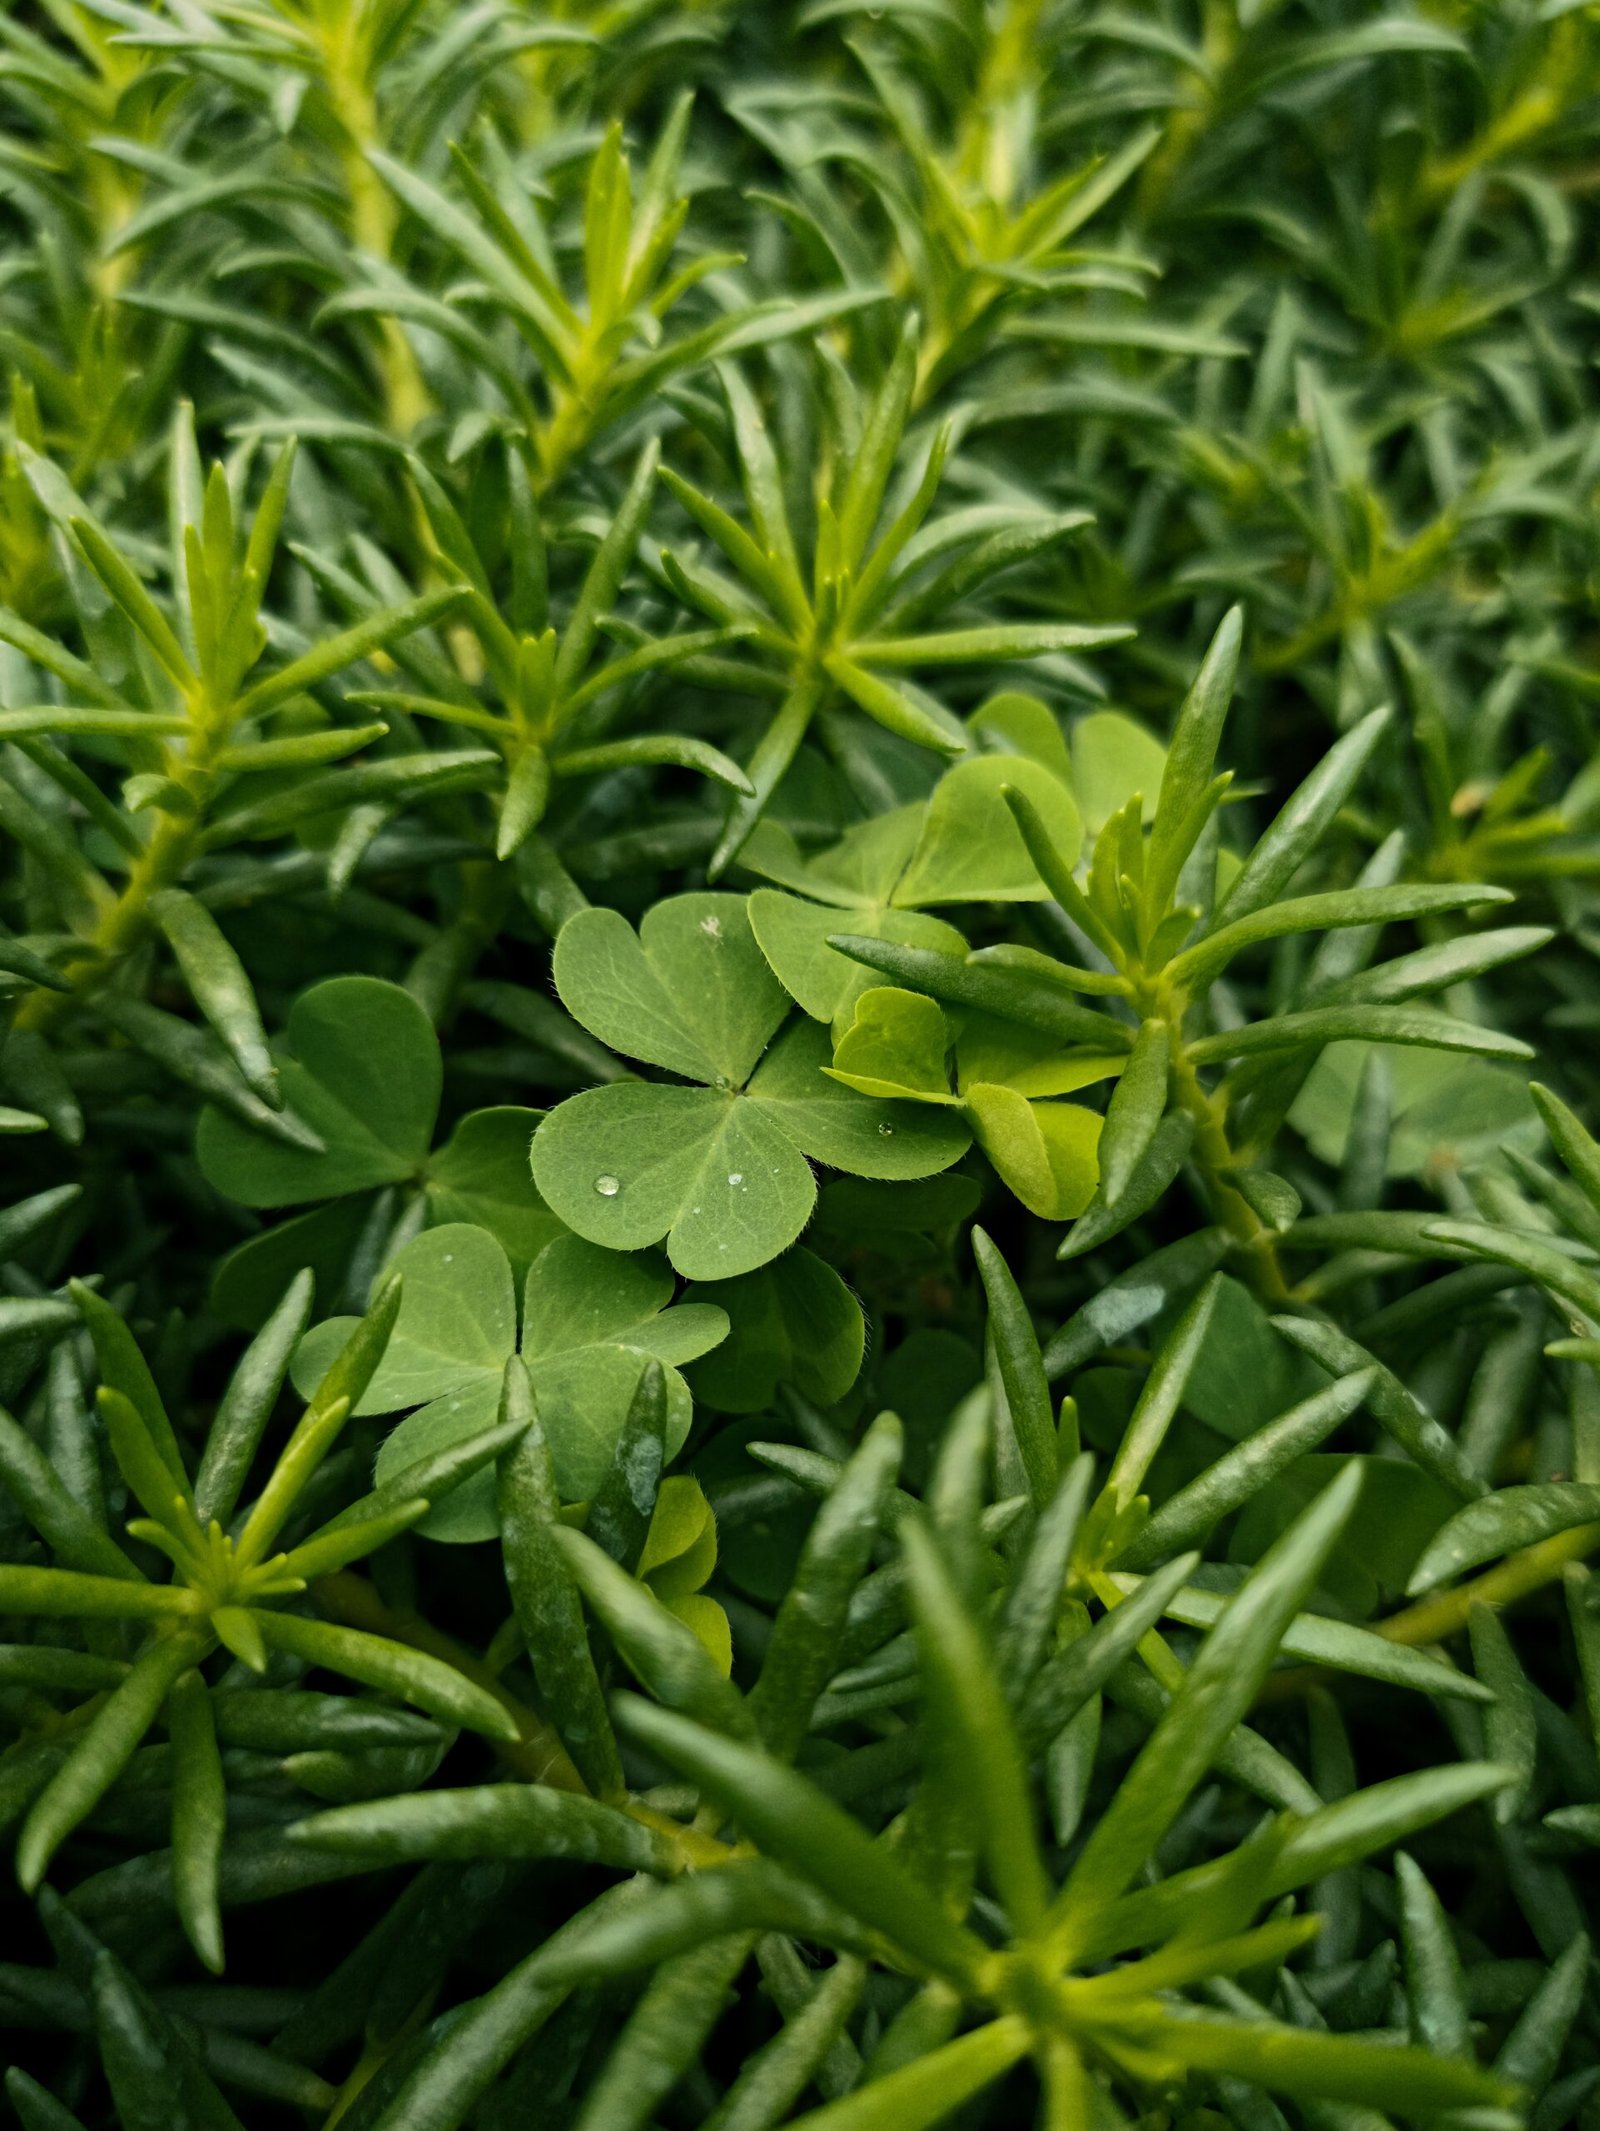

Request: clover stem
left=311, top=1570, right=587, bottom=1791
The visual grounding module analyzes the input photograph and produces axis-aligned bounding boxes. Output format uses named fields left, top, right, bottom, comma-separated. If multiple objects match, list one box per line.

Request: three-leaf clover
left=828, top=986, right=1118, bottom=1219
left=530, top=893, right=970, bottom=1278
left=291, top=1224, right=729, bottom=1542
left=197, top=976, right=562, bottom=1324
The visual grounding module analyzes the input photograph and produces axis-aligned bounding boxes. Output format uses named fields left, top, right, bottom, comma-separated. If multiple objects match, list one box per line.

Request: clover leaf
left=1228, top=1454, right=1457, bottom=1620
left=290, top=1224, right=728, bottom=1541
left=1069, top=708, right=1168, bottom=834
left=637, top=1476, right=732, bottom=1676
left=1290, top=1040, right=1542, bottom=1180
left=828, top=986, right=1115, bottom=1220
left=685, top=1247, right=865, bottom=1413
left=893, top=750, right=1081, bottom=910
left=530, top=894, right=970, bottom=1278
left=742, top=697, right=1082, bottom=1032
left=743, top=808, right=968, bottom=1032
left=198, top=976, right=563, bottom=1325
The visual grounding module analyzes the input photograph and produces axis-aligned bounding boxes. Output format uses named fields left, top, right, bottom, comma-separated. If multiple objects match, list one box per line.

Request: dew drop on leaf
left=878, top=1121, right=894, bottom=1135
left=594, top=1174, right=621, bottom=1197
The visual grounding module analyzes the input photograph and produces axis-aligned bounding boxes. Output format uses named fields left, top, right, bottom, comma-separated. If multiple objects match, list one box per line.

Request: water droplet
left=594, top=1174, right=621, bottom=1197
left=878, top=1121, right=894, bottom=1136
left=727, top=1172, right=744, bottom=1186
left=442, top=1253, right=454, bottom=1263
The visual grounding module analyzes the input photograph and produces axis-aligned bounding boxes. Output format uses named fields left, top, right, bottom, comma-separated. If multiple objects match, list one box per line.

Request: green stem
left=1144, top=978, right=1288, bottom=1301
left=14, top=691, right=229, bottom=1034
left=320, top=25, right=431, bottom=440
left=311, top=1569, right=586, bottom=1792
left=1136, top=0, right=1236, bottom=220
left=404, top=858, right=514, bottom=1027
left=1379, top=1522, right=1600, bottom=1649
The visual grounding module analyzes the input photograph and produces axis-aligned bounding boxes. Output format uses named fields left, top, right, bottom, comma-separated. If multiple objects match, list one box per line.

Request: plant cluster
left=3, top=2, right=1600, bottom=2128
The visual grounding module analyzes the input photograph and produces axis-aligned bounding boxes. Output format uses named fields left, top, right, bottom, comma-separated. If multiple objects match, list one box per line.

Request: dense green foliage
left=3, top=2, right=1600, bottom=2126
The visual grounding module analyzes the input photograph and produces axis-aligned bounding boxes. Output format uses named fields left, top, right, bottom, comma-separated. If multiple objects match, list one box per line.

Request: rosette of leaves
left=829, top=608, right=1545, bottom=1284
left=330, top=437, right=755, bottom=876
left=0, top=1272, right=523, bottom=1973
left=288, top=1222, right=729, bottom=1543
left=340, top=95, right=877, bottom=491
left=196, top=974, right=559, bottom=1328
left=530, top=891, right=971, bottom=1278
left=658, top=324, right=1130, bottom=872
left=735, top=23, right=1173, bottom=404
left=1396, top=634, right=1600, bottom=898
left=740, top=688, right=1084, bottom=1034
left=0, top=415, right=485, bottom=1138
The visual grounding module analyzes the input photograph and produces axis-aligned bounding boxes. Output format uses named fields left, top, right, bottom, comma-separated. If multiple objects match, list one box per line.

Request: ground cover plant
left=3, top=0, right=1600, bottom=2125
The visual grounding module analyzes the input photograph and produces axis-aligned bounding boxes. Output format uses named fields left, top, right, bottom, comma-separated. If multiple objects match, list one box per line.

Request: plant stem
left=1136, top=0, right=1237, bottom=220
left=1378, top=1521, right=1600, bottom=1648
left=13, top=727, right=217, bottom=1035
left=319, top=25, right=431, bottom=440
left=404, top=859, right=514, bottom=1027
left=311, top=1569, right=587, bottom=1791
left=1144, top=978, right=1288, bottom=1300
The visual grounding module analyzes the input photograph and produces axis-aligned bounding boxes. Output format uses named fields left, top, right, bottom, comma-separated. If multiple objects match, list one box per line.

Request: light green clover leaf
left=1290, top=1040, right=1541, bottom=1181
left=290, top=1223, right=728, bottom=1542
left=742, top=703, right=1082, bottom=1032
left=530, top=893, right=970, bottom=1278
left=1069, top=708, right=1169, bottom=834
left=892, top=751, right=1081, bottom=906
left=828, top=986, right=1114, bottom=1221
left=637, top=1476, right=732, bottom=1676
left=744, top=807, right=968, bottom=1033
